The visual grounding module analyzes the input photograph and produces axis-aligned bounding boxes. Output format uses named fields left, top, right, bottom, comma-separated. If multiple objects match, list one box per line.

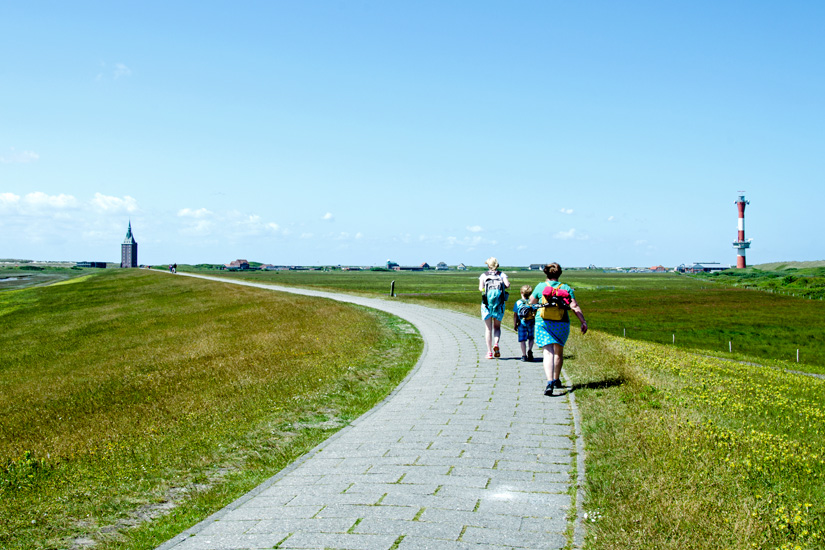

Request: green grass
left=0, top=265, right=91, bottom=291
left=0, top=269, right=422, bottom=549
left=568, top=330, right=824, bottom=549
left=187, top=267, right=825, bottom=372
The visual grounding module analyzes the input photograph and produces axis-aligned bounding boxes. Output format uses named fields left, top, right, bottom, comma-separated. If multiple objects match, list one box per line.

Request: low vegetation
left=568, top=330, right=824, bottom=549
left=195, top=267, right=825, bottom=371
left=0, top=269, right=422, bottom=549
left=693, top=265, right=825, bottom=300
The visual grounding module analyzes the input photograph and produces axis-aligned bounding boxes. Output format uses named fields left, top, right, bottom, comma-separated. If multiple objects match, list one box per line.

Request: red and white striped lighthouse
left=733, top=194, right=751, bottom=268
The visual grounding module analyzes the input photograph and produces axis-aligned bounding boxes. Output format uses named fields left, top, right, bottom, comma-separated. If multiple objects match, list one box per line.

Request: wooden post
left=390, top=280, right=395, bottom=297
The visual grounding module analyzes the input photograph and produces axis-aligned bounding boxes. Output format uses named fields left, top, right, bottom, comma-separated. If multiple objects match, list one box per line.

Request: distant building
left=457, top=263, right=467, bottom=271
left=529, top=264, right=545, bottom=270
left=436, top=262, right=449, bottom=270
left=684, top=262, right=729, bottom=273
left=650, top=265, right=667, bottom=272
left=420, top=262, right=430, bottom=270
left=120, top=222, right=138, bottom=268
left=387, top=260, right=399, bottom=270
left=225, top=259, right=250, bottom=270
left=77, top=261, right=107, bottom=268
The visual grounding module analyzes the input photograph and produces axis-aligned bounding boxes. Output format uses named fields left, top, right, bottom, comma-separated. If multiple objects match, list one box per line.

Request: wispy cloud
left=560, top=208, right=574, bottom=215
left=178, top=207, right=213, bottom=218
left=466, top=225, right=483, bottom=232
left=607, top=216, right=615, bottom=222
left=322, top=212, right=334, bottom=221
left=113, top=63, right=132, bottom=79
left=90, top=193, right=138, bottom=213
left=554, top=228, right=589, bottom=241
left=0, top=148, right=39, bottom=163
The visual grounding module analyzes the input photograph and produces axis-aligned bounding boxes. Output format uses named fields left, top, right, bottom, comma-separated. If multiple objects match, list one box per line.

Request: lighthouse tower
left=732, top=194, right=751, bottom=268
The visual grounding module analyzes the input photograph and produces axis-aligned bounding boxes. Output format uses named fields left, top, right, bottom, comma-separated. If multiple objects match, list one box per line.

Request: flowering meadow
left=569, top=331, right=824, bottom=549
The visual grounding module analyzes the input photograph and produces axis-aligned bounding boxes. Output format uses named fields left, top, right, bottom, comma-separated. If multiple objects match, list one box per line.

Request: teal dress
left=531, top=281, right=574, bottom=348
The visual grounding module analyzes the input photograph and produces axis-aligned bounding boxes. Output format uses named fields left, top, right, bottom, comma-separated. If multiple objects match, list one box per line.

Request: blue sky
left=2, top=1, right=823, bottom=267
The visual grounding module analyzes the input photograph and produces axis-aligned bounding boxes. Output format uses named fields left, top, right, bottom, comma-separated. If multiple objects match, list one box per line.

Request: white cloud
left=0, top=192, right=21, bottom=210
left=27, top=192, right=78, bottom=209
left=607, top=216, right=615, bottom=222
left=300, top=232, right=314, bottom=239
left=113, top=63, right=132, bottom=79
left=0, top=148, right=40, bottom=163
left=467, top=225, right=483, bottom=233
left=322, top=212, right=334, bottom=221
left=90, top=193, right=138, bottom=213
left=178, top=207, right=213, bottom=218
left=355, top=232, right=363, bottom=239
left=560, top=208, right=574, bottom=215
left=554, top=228, right=589, bottom=241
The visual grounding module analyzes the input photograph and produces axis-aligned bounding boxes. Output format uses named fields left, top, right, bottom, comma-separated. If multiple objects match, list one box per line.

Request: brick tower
left=120, top=221, right=138, bottom=268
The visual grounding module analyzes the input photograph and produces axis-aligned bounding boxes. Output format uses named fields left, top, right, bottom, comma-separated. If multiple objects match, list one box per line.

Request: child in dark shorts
left=513, top=285, right=536, bottom=362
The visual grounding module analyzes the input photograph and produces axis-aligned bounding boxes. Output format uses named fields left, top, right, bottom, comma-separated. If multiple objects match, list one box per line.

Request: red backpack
left=539, top=285, right=571, bottom=321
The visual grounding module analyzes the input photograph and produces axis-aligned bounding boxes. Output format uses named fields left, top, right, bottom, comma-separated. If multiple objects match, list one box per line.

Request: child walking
left=513, top=285, right=536, bottom=362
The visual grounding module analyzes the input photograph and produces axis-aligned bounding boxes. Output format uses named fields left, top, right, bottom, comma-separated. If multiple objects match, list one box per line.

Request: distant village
left=67, top=222, right=736, bottom=274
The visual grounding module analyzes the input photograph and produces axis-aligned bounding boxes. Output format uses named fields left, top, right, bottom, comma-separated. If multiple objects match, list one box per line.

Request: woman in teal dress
left=529, top=262, right=587, bottom=395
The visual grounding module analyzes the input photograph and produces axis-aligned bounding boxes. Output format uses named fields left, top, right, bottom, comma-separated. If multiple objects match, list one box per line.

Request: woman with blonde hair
left=478, top=257, right=510, bottom=359
left=529, top=262, right=587, bottom=395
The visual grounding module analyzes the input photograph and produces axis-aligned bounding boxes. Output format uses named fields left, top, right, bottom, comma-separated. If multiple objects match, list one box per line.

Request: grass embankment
left=568, top=330, right=824, bottom=549
left=0, top=269, right=422, bottom=550
left=191, top=268, right=825, bottom=371
left=693, top=265, right=825, bottom=301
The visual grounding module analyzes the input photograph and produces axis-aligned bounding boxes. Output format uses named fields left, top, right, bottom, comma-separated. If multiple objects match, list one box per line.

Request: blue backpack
left=483, top=271, right=508, bottom=310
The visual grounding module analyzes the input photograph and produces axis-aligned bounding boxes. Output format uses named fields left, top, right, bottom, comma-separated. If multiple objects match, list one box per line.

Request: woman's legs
left=542, top=343, right=564, bottom=382
left=484, top=317, right=494, bottom=354
left=484, top=318, right=503, bottom=356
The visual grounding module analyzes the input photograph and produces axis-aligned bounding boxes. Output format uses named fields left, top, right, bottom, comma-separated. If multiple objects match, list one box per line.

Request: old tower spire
left=120, top=221, right=138, bottom=268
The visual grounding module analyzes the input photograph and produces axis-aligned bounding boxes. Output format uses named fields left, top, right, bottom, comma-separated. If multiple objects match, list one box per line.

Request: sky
left=2, top=1, right=824, bottom=268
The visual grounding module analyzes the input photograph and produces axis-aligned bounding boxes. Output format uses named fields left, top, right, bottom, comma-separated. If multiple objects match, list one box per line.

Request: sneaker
left=521, top=355, right=528, bottom=362
left=493, top=345, right=500, bottom=358
left=486, top=351, right=493, bottom=359
left=527, top=350, right=534, bottom=362
left=554, top=379, right=564, bottom=389
left=544, top=381, right=554, bottom=396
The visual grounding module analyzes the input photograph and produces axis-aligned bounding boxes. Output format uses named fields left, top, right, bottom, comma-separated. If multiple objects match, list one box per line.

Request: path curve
left=156, top=272, right=586, bottom=550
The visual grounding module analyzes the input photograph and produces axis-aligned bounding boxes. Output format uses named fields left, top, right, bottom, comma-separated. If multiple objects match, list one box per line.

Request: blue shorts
left=517, top=320, right=535, bottom=342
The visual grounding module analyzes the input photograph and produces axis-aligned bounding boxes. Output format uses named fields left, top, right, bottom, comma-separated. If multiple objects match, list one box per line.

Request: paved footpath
left=157, top=273, right=586, bottom=550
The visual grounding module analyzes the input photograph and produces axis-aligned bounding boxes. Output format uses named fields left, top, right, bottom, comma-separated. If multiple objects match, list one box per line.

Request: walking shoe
left=493, top=345, right=500, bottom=358
left=527, top=350, right=534, bottom=362
left=553, top=379, right=563, bottom=389
left=486, top=351, right=493, bottom=359
left=544, top=380, right=554, bottom=396
left=521, top=355, right=528, bottom=362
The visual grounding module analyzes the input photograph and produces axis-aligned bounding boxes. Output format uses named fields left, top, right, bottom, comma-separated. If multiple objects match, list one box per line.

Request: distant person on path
left=479, top=257, right=510, bottom=359
left=513, top=285, right=536, bottom=362
left=529, top=262, right=587, bottom=395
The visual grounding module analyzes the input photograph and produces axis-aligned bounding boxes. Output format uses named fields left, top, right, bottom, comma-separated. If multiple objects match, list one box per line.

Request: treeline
left=693, top=266, right=825, bottom=299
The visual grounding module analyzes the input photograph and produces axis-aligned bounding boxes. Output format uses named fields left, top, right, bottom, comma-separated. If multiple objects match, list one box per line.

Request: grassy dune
left=0, top=269, right=422, bottom=550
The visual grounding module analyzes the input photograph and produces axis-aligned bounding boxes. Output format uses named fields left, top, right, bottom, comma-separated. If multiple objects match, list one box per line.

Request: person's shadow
left=551, top=376, right=626, bottom=397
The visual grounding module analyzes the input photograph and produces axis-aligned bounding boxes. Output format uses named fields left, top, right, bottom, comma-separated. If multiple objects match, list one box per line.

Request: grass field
left=188, top=267, right=825, bottom=372
left=5, top=265, right=824, bottom=549
left=0, top=269, right=422, bottom=550
left=181, top=266, right=825, bottom=548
